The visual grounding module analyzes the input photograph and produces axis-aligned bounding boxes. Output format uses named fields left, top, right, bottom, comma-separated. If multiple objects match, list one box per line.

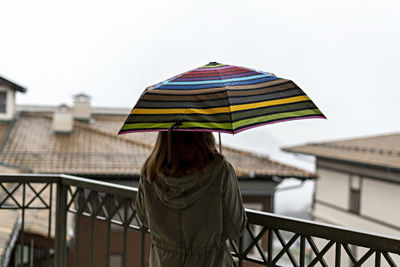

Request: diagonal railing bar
left=242, top=225, right=268, bottom=264
left=93, top=191, right=108, bottom=218
left=108, top=194, right=117, bottom=221
left=110, top=196, right=123, bottom=225
left=85, top=191, right=95, bottom=215
left=125, top=204, right=137, bottom=227
left=68, top=188, right=97, bottom=220
left=114, top=196, right=125, bottom=223
left=239, top=256, right=272, bottom=266
left=69, top=188, right=85, bottom=213
left=107, top=195, right=130, bottom=227
left=342, top=243, right=357, bottom=264
left=126, top=200, right=136, bottom=221
left=25, top=182, right=50, bottom=208
left=383, top=251, right=397, bottom=267
left=75, top=189, right=87, bottom=214
left=355, top=248, right=375, bottom=266
left=243, top=225, right=268, bottom=256
left=0, top=182, right=22, bottom=208
left=243, top=242, right=268, bottom=265
left=132, top=214, right=142, bottom=229
left=130, top=200, right=137, bottom=217
left=306, top=236, right=329, bottom=267
left=99, top=193, right=110, bottom=220
left=272, top=230, right=300, bottom=267
left=229, top=239, right=240, bottom=257
left=66, top=186, right=80, bottom=210
left=129, top=201, right=141, bottom=228
left=308, top=240, right=335, bottom=267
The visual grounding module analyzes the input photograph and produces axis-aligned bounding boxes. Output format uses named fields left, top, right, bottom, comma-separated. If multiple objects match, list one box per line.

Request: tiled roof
left=283, top=133, right=400, bottom=171
left=0, top=111, right=315, bottom=179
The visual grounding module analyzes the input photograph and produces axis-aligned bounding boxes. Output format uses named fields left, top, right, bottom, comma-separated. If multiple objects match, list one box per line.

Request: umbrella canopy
left=118, top=62, right=325, bottom=135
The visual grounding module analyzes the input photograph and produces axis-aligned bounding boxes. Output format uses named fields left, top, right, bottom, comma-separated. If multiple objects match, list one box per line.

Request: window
left=349, top=188, right=360, bottom=214
left=16, top=244, right=29, bottom=265
left=0, top=91, right=6, bottom=113
left=349, top=175, right=361, bottom=214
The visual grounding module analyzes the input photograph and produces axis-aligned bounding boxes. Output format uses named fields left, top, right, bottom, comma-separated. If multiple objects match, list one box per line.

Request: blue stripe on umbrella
left=156, top=76, right=280, bottom=90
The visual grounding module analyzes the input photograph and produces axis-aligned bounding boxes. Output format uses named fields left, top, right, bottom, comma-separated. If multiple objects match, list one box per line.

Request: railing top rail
left=59, top=174, right=137, bottom=198
left=246, top=208, right=400, bottom=254
left=0, top=173, right=137, bottom=199
left=0, top=173, right=61, bottom=183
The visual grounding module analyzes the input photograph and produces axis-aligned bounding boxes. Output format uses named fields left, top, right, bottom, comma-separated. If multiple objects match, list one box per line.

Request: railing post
left=238, top=236, right=243, bottom=267
left=141, top=227, right=146, bottom=267
left=54, top=182, right=67, bottom=267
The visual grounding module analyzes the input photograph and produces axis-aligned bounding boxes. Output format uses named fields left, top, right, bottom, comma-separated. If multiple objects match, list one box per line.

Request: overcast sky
left=1, top=0, right=399, bottom=171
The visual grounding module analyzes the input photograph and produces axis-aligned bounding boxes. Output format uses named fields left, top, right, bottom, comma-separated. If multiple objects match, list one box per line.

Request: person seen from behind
left=136, top=131, right=247, bottom=267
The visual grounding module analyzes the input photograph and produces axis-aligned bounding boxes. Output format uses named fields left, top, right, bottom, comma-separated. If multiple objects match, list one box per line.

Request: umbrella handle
left=218, top=132, right=222, bottom=153
left=167, top=121, right=182, bottom=166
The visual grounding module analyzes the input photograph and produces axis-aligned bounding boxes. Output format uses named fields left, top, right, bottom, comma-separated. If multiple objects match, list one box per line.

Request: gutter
left=273, top=176, right=307, bottom=192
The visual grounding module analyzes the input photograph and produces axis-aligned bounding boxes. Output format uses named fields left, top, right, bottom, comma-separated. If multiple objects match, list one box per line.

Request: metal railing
left=0, top=174, right=399, bottom=267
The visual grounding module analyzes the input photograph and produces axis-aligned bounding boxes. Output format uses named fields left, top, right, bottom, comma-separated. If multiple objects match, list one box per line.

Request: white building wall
left=313, top=203, right=400, bottom=237
left=315, top=168, right=349, bottom=209
left=361, top=178, right=400, bottom=226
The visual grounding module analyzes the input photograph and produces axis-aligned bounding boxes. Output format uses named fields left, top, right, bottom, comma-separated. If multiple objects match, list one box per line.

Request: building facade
left=284, top=133, right=400, bottom=266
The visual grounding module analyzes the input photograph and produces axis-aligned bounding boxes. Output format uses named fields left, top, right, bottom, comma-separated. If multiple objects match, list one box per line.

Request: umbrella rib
left=215, top=65, right=234, bottom=133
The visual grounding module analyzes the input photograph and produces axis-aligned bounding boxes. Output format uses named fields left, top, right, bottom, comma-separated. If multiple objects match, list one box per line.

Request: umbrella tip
left=208, top=61, right=219, bottom=65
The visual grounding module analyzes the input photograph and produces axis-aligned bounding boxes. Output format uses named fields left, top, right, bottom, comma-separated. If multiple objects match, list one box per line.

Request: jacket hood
left=151, top=155, right=226, bottom=209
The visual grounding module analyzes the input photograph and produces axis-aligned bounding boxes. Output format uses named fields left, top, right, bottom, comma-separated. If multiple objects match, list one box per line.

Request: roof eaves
left=316, top=155, right=400, bottom=174
left=0, top=76, right=27, bottom=93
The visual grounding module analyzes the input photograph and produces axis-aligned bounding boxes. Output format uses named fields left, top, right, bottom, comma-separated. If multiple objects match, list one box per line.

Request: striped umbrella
left=118, top=62, right=325, bottom=135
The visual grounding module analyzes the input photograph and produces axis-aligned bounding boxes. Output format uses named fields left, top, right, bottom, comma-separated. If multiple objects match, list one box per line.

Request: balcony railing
left=0, top=174, right=399, bottom=267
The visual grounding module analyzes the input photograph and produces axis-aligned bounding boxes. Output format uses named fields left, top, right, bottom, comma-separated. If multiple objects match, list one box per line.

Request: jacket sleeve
left=222, top=161, right=248, bottom=240
left=135, top=176, right=149, bottom=229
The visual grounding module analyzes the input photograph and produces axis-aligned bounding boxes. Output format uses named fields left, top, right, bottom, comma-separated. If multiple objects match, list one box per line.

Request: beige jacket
left=136, top=154, right=247, bottom=267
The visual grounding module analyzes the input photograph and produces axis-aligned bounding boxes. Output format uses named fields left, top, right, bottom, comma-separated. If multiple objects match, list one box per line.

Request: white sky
left=1, top=0, right=400, bottom=170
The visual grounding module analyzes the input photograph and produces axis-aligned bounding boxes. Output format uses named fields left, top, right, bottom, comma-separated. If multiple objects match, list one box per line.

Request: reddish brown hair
left=141, top=131, right=218, bottom=182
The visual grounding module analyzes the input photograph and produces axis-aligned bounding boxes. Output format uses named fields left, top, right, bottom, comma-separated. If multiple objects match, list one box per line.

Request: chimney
left=53, top=104, right=73, bottom=133
left=73, top=93, right=91, bottom=122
